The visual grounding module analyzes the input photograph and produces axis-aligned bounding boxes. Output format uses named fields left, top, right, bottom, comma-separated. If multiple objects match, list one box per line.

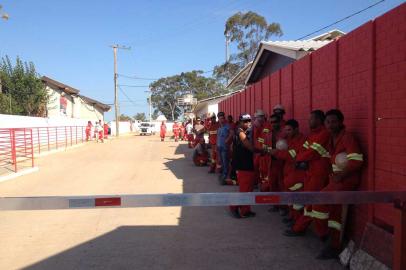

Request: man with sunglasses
left=229, top=113, right=264, bottom=218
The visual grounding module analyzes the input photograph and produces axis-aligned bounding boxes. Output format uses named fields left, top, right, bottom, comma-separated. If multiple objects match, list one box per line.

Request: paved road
left=0, top=135, right=343, bottom=270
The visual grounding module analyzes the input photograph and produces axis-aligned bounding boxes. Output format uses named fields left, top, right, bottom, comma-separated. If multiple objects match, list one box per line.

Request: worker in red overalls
left=96, top=120, right=104, bottom=143
left=267, top=113, right=288, bottom=215
left=193, top=137, right=209, bottom=166
left=312, top=109, right=363, bottom=260
left=180, top=123, right=186, bottom=141
left=207, top=114, right=219, bottom=173
left=257, top=115, right=272, bottom=192
left=252, top=109, right=266, bottom=187
left=270, top=119, right=306, bottom=224
left=85, top=121, right=92, bottom=141
left=103, top=122, right=109, bottom=140
left=160, top=121, right=167, bottom=142
left=186, top=120, right=194, bottom=148
left=284, top=110, right=331, bottom=236
left=172, top=121, right=180, bottom=142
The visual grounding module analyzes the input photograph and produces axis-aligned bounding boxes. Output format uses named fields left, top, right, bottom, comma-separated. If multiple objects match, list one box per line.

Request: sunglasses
left=242, top=119, right=251, bottom=123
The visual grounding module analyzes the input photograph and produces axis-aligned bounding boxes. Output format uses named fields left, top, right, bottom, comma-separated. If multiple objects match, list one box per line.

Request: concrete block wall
left=218, top=3, right=406, bottom=261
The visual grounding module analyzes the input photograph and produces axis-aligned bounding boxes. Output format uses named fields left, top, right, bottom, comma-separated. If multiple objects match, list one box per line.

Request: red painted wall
left=220, top=3, right=406, bottom=251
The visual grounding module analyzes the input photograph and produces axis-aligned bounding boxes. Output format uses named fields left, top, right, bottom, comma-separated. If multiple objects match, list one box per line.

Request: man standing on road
left=172, top=121, right=180, bottom=142
left=160, top=121, right=167, bottom=142
left=217, top=112, right=234, bottom=185
left=312, top=109, right=363, bottom=260
left=270, top=119, right=306, bottom=224
left=229, top=113, right=263, bottom=218
left=207, top=114, right=220, bottom=174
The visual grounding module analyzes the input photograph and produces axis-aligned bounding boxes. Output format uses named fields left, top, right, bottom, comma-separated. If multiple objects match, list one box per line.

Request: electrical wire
left=295, top=0, right=385, bottom=40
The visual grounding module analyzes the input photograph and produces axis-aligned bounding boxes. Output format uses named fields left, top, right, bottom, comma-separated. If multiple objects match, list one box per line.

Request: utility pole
left=225, top=32, right=230, bottom=85
left=110, top=44, right=130, bottom=137
left=225, top=32, right=230, bottom=63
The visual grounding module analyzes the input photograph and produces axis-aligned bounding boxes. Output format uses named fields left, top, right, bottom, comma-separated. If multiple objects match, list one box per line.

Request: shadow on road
left=23, top=142, right=343, bottom=270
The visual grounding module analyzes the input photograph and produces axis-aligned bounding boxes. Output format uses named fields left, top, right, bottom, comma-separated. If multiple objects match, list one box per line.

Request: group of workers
left=188, top=105, right=364, bottom=260
left=85, top=120, right=109, bottom=143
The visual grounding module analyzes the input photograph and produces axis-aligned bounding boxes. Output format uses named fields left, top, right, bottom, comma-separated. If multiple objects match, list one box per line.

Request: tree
left=0, top=5, right=9, bottom=21
left=212, top=11, right=282, bottom=86
left=0, top=56, right=48, bottom=116
left=225, top=11, right=283, bottom=66
left=149, top=70, right=225, bottom=121
left=212, top=62, right=241, bottom=86
left=118, top=114, right=132, bottom=121
left=133, top=112, right=146, bottom=122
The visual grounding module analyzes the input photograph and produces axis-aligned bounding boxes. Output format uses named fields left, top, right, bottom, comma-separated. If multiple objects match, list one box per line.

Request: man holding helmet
left=312, top=109, right=363, bottom=260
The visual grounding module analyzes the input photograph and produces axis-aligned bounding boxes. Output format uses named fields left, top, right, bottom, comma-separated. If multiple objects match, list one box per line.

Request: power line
left=118, top=85, right=143, bottom=108
left=295, top=0, right=385, bottom=40
left=118, top=84, right=150, bottom=88
left=118, top=74, right=159, bottom=81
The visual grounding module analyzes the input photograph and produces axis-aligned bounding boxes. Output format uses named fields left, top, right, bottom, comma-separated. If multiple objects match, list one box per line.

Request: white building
left=193, top=91, right=240, bottom=120
left=42, top=76, right=110, bottom=121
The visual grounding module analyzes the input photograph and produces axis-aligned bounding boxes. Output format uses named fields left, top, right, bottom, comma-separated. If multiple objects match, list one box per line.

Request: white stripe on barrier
left=0, top=191, right=405, bottom=211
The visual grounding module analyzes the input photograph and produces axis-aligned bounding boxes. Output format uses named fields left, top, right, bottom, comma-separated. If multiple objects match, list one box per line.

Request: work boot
left=229, top=208, right=241, bottom=219
left=218, top=175, right=226, bottom=185
left=225, top=179, right=238, bottom=185
left=316, top=246, right=340, bottom=260
left=285, top=219, right=295, bottom=228
left=283, top=229, right=305, bottom=237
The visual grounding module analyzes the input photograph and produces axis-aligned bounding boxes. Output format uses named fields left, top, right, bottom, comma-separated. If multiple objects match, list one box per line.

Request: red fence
left=0, top=128, right=35, bottom=172
left=0, top=126, right=86, bottom=173
left=219, top=2, right=406, bottom=257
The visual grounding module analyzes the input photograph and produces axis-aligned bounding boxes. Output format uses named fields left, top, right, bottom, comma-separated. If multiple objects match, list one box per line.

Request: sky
left=0, top=0, right=403, bottom=121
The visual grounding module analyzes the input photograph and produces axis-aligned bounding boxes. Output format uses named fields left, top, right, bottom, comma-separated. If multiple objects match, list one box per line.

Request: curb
left=0, top=167, right=40, bottom=183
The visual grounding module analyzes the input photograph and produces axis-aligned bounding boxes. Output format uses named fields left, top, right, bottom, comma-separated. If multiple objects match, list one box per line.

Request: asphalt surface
left=0, top=134, right=344, bottom=270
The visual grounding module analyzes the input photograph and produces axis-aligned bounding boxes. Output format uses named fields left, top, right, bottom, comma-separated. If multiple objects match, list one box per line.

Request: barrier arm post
left=393, top=199, right=406, bottom=270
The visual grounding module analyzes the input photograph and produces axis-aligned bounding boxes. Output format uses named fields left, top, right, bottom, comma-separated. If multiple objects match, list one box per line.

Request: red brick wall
left=219, top=2, right=406, bottom=251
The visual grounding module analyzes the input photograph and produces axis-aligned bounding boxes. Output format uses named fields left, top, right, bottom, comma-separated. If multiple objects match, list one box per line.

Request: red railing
left=0, top=126, right=86, bottom=173
left=0, top=128, right=34, bottom=172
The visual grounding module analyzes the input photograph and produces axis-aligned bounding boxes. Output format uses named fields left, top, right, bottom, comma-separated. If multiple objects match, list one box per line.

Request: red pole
left=70, top=126, right=73, bottom=146
left=30, top=129, right=34, bottom=168
left=76, top=126, right=78, bottom=144
left=393, top=200, right=406, bottom=270
left=24, top=129, right=27, bottom=156
left=10, top=129, right=17, bottom=172
left=37, top=128, right=41, bottom=154
left=81, top=126, right=84, bottom=143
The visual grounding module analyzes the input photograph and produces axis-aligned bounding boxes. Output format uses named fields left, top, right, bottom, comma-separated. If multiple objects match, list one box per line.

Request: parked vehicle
left=139, top=122, right=153, bottom=136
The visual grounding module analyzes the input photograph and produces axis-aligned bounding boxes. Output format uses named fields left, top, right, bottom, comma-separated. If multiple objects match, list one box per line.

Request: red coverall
left=257, top=124, right=272, bottom=191
left=85, top=124, right=91, bottom=141
left=253, top=124, right=264, bottom=185
left=103, top=124, right=109, bottom=139
left=274, top=133, right=307, bottom=220
left=207, top=121, right=219, bottom=173
left=172, top=123, right=180, bottom=141
left=180, top=125, right=186, bottom=140
left=292, top=126, right=331, bottom=233
left=160, top=124, right=167, bottom=141
left=312, top=129, right=363, bottom=248
left=193, top=139, right=209, bottom=166
left=268, top=129, right=285, bottom=192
